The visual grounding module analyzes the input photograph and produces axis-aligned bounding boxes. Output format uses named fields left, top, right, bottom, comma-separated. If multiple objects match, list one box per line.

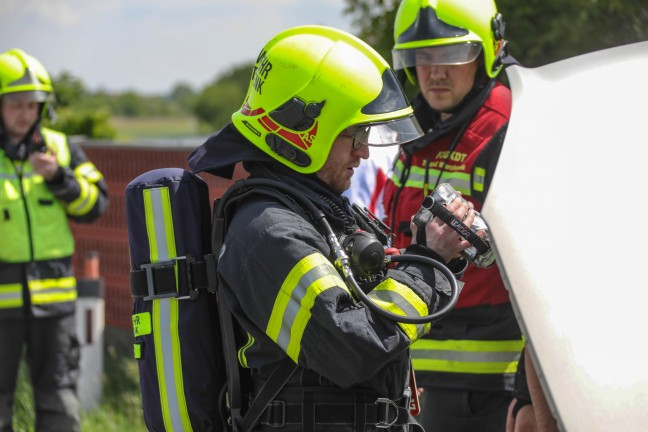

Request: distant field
left=111, top=116, right=200, bottom=141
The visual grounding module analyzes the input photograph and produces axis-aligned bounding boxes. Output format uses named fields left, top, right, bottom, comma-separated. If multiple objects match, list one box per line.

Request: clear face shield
left=346, top=115, right=424, bottom=150
left=2, top=90, right=49, bottom=104
left=392, top=42, right=482, bottom=70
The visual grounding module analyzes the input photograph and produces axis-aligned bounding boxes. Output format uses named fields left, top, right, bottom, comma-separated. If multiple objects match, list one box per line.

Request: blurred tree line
left=51, top=0, right=647, bottom=139
left=46, top=64, right=253, bottom=139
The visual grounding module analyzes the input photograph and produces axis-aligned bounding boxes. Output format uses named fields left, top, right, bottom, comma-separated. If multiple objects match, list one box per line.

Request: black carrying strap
left=238, top=361, right=299, bottom=432
left=217, top=286, right=298, bottom=432
left=213, top=182, right=301, bottom=432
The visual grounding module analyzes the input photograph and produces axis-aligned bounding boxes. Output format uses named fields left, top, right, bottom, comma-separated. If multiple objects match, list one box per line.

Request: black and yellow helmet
left=393, top=0, right=507, bottom=83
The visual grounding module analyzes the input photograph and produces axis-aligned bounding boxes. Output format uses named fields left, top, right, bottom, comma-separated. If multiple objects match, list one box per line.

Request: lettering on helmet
left=242, top=120, right=262, bottom=137
left=252, top=50, right=273, bottom=94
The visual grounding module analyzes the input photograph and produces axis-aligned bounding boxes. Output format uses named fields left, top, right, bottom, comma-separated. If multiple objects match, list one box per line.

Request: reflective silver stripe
left=158, top=298, right=182, bottom=430
left=275, top=264, right=330, bottom=352
left=411, top=338, right=524, bottom=374
left=74, top=161, right=103, bottom=182
left=67, top=178, right=99, bottom=216
left=369, top=288, right=428, bottom=339
left=473, top=167, right=486, bottom=192
left=149, top=189, right=171, bottom=260
left=370, top=288, right=418, bottom=316
left=267, top=253, right=348, bottom=362
left=412, top=349, right=520, bottom=363
left=0, top=283, right=22, bottom=309
left=0, top=173, right=19, bottom=180
left=392, top=162, right=472, bottom=195
left=145, top=187, right=188, bottom=431
left=0, top=171, right=37, bottom=180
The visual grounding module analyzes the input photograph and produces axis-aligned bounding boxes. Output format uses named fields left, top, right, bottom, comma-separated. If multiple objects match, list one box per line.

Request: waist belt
left=258, top=387, right=413, bottom=430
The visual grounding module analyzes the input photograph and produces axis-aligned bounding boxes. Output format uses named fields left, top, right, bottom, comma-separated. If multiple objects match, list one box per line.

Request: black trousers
left=414, top=387, right=511, bottom=432
left=0, top=314, right=80, bottom=432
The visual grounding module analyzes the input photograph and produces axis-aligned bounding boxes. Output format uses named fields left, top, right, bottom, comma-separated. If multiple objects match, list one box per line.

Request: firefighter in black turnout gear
left=190, top=26, right=477, bottom=431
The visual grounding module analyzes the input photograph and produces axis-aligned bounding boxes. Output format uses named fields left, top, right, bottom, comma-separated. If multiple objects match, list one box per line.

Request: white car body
left=483, top=41, right=648, bottom=431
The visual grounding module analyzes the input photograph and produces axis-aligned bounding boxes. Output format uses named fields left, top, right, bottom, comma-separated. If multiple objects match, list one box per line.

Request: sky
left=1, top=0, right=355, bottom=94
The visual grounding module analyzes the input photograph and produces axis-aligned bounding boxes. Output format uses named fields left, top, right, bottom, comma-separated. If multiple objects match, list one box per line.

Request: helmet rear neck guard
left=393, top=0, right=507, bottom=83
left=231, top=25, right=418, bottom=174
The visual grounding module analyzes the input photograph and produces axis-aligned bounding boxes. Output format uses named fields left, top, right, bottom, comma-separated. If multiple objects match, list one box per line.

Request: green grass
left=111, top=115, right=199, bottom=141
left=13, top=362, right=34, bottom=432
left=13, top=341, right=146, bottom=432
left=80, top=344, right=147, bottom=431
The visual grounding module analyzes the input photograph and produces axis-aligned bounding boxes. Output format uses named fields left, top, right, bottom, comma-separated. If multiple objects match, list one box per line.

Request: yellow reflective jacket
left=0, top=127, right=108, bottom=318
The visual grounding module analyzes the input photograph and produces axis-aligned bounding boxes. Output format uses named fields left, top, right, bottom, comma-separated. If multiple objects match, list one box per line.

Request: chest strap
left=129, top=253, right=217, bottom=300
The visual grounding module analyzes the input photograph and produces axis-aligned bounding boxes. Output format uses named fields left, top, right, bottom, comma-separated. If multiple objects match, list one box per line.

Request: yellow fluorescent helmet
left=393, top=0, right=507, bottom=82
left=0, top=49, right=53, bottom=99
left=231, top=25, right=423, bottom=174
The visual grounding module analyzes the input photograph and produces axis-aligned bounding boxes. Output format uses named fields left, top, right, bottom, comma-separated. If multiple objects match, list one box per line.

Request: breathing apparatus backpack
left=126, top=168, right=224, bottom=431
left=126, top=168, right=299, bottom=432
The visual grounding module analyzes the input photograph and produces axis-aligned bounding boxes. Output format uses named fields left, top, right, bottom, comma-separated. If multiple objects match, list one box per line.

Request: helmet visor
left=2, top=90, right=49, bottom=103
left=393, top=42, right=482, bottom=70
left=347, top=115, right=423, bottom=147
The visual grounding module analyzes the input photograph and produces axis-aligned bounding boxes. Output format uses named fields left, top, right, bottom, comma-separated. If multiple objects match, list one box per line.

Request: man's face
left=416, top=60, right=479, bottom=114
left=1, top=92, right=40, bottom=143
left=316, top=130, right=370, bottom=194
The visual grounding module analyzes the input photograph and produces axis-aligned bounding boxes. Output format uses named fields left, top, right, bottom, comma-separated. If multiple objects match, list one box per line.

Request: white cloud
left=0, top=0, right=355, bottom=93
left=0, top=0, right=105, bottom=28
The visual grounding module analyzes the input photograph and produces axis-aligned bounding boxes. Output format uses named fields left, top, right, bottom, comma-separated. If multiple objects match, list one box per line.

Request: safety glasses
left=347, top=115, right=423, bottom=148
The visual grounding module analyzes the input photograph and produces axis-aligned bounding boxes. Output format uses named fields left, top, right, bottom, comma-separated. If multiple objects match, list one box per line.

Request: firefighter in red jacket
left=383, top=1, right=524, bottom=431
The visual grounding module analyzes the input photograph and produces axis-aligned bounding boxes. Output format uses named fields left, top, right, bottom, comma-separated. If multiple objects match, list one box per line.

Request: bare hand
left=28, top=148, right=59, bottom=181
left=410, top=196, right=475, bottom=262
left=506, top=399, right=537, bottom=432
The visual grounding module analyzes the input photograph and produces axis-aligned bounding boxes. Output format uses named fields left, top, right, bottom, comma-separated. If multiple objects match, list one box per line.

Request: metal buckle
left=141, top=256, right=188, bottom=301
left=184, top=254, right=201, bottom=300
left=375, top=398, right=399, bottom=429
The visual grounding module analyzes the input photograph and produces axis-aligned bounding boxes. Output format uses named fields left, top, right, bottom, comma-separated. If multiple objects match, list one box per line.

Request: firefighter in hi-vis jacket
left=0, top=48, right=108, bottom=432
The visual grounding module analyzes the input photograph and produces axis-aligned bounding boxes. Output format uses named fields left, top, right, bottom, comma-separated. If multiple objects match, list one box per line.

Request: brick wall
left=70, top=140, right=247, bottom=329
